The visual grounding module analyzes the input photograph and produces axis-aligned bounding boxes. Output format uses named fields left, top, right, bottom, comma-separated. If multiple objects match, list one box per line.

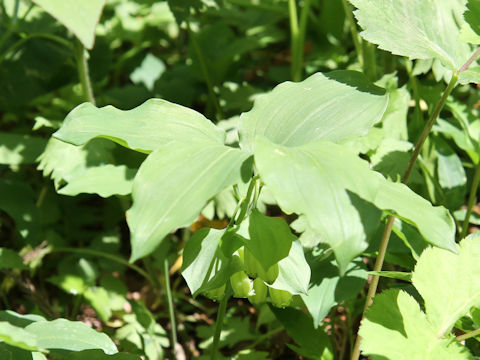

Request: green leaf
left=367, top=271, right=412, bottom=282
left=246, top=209, right=293, bottom=271
left=239, top=71, right=388, bottom=152
left=0, top=248, right=27, bottom=270
left=268, top=241, right=310, bottom=295
left=84, top=287, right=112, bottom=322
left=302, top=259, right=367, bottom=328
left=254, top=136, right=456, bottom=273
left=270, top=307, right=331, bottom=360
left=130, top=54, right=165, bottom=91
left=0, top=311, right=45, bottom=328
left=128, top=142, right=250, bottom=261
left=465, top=0, right=480, bottom=37
left=48, top=274, right=87, bottom=295
left=31, top=0, right=106, bottom=49
left=0, top=322, right=39, bottom=351
left=54, top=99, right=224, bottom=153
left=349, top=0, right=471, bottom=70
left=360, top=289, right=471, bottom=359
left=459, top=66, right=480, bottom=84
left=66, top=350, right=141, bottom=360
left=181, top=228, right=229, bottom=296
left=58, top=164, right=135, bottom=197
left=412, top=234, right=480, bottom=337
left=0, top=133, right=46, bottom=165
left=25, top=319, right=117, bottom=354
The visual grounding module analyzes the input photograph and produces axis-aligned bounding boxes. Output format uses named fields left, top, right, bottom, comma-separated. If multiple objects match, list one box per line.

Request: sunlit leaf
left=54, top=99, right=224, bottom=153
left=128, top=142, right=251, bottom=261
left=32, top=0, right=106, bottom=49
left=239, top=71, right=388, bottom=152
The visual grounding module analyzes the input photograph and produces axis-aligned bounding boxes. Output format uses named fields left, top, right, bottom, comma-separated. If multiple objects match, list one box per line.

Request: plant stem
left=74, top=39, right=96, bottom=105
left=164, top=258, right=178, bottom=358
left=342, top=0, right=363, bottom=68
left=402, top=72, right=458, bottom=183
left=289, top=0, right=311, bottom=82
left=351, top=71, right=459, bottom=360
left=457, top=328, right=480, bottom=341
left=187, top=22, right=223, bottom=120
left=288, top=0, right=300, bottom=81
left=461, top=160, right=480, bottom=239
left=211, top=281, right=231, bottom=360
left=459, top=48, right=480, bottom=73
left=50, top=247, right=154, bottom=286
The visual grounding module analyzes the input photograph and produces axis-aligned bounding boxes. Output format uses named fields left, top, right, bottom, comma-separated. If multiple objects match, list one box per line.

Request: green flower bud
left=203, top=284, right=226, bottom=301
left=269, top=288, right=292, bottom=308
left=248, top=278, right=268, bottom=305
left=230, top=271, right=254, bottom=298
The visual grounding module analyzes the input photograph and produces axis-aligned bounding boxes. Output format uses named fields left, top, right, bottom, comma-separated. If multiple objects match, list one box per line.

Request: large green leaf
left=54, top=99, right=224, bottom=153
left=37, top=138, right=133, bottom=198
left=127, top=142, right=251, bottom=261
left=349, top=0, right=471, bottom=70
left=181, top=228, right=231, bottom=296
left=246, top=209, right=293, bottom=271
left=254, top=136, right=456, bottom=273
left=302, top=259, right=367, bottom=328
left=412, top=234, right=480, bottom=337
left=25, top=319, right=117, bottom=354
left=0, top=322, right=39, bottom=351
left=268, top=241, right=310, bottom=295
left=58, top=164, right=135, bottom=197
left=32, top=0, right=106, bottom=49
left=238, top=71, right=388, bottom=152
left=359, top=290, right=471, bottom=360
left=66, top=350, right=141, bottom=360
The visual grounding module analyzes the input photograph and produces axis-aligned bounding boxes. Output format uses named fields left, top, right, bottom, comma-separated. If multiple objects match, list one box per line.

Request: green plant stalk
left=290, top=0, right=311, bottom=82
left=342, top=0, right=363, bottom=68
left=51, top=247, right=154, bottom=286
left=460, top=160, right=480, bottom=239
left=236, top=176, right=259, bottom=225
left=211, top=281, right=231, bottom=360
left=288, top=0, right=300, bottom=81
left=405, top=60, right=423, bottom=126
left=351, top=72, right=459, bottom=360
left=187, top=22, right=223, bottom=120
left=457, top=328, right=480, bottom=341
left=74, top=39, right=96, bottom=105
left=164, top=258, right=178, bottom=357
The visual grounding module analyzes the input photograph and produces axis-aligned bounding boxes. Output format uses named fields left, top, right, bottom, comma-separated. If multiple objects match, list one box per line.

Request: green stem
left=401, top=72, right=458, bottom=183
left=164, top=258, right=178, bottom=357
left=351, top=71, right=459, bottom=360
left=461, top=160, right=480, bottom=239
left=74, top=39, right=96, bottom=105
left=288, top=0, right=300, bottom=81
left=210, top=281, right=231, bottom=360
left=342, top=0, right=363, bottom=68
left=187, top=22, right=223, bottom=120
left=236, top=176, right=259, bottom=225
left=292, top=0, right=311, bottom=81
left=50, top=247, right=154, bottom=286
left=457, top=328, right=480, bottom=341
